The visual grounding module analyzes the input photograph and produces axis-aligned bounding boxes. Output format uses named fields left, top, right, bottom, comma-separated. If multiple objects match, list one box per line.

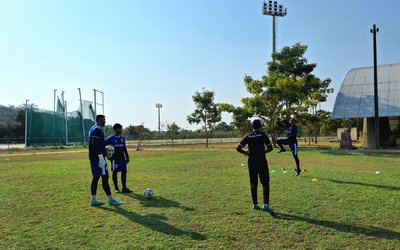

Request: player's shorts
left=90, top=158, right=109, bottom=177
left=111, top=159, right=127, bottom=172
left=278, top=138, right=298, bottom=155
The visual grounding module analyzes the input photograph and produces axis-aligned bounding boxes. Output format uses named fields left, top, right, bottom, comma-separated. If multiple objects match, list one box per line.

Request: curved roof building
left=332, top=63, right=400, bottom=119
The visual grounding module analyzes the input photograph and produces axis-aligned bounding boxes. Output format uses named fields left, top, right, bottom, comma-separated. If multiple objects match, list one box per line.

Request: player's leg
left=90, top=159, right=105, bottom=206
left=277, top=139, right=288, bottom=153
left=248, top=159, right=260, bottom=209
left=258, top=160, right=274, bottom=215
left=289, top=142, right=301, bottom=176
left=112, top=171, right=120, bottom=192
left=119, top=160, right=132, bottom=193
left=101, top=174, right=124, bottom=205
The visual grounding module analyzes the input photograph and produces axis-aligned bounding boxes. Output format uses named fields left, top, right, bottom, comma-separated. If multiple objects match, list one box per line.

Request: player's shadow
left=120, top=193, right=194, bottom=211
left=320, top=178, right=400, bottom=191
left=273, top=212, right=400, bottom=240
left=97, top=206, right=206, bottom=240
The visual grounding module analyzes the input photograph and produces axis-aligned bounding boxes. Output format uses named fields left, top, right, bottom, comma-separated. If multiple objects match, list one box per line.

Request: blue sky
left=0, top=0, right=399, bottom=130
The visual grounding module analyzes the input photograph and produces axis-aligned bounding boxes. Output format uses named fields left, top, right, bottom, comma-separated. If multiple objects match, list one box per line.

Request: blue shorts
left=278, top=138, right=298, bottom=155
left=90, top=158, right=109, bottom=177
left=111, top=159, right=127, bottom=172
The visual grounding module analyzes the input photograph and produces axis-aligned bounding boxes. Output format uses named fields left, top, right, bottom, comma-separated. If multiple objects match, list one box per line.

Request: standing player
left=106, top=123, right=132, bottom=193
left=277, top=118, right=301, bottom=176
left=236, top=119, right=274, bottom=215
left=89, top=115, right=123, bottom=206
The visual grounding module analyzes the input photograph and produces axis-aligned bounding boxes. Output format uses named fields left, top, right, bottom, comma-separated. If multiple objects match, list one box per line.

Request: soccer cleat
left=122, top=188, right=133, bottom=193
left=278, top=149, right=286, bottom=153
left=90, top=201, right=105, bottom=206
left=108, top=199, right=124, bottom=206
left=252, top=204, right=261, bottom=210
left=296, top=168, right=301, bottom=176
left=262, top=204, right=275, bottom=216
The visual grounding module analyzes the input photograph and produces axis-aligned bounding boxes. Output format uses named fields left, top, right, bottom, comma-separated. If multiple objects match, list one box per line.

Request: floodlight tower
left=156, top=103, right=162, bottom=133
left=262, top=1, right=287, bottom=55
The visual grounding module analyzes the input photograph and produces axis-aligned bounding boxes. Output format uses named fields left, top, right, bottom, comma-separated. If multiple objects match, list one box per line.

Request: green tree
left=213, top=121, right=234, bottom=132
left=219, top=104, right=252, bottom=137
left=187, top=89, right=222, bottom=148
left=228, top=43, right=333, bottom=144
left=166, top=122, right=180, bottom=146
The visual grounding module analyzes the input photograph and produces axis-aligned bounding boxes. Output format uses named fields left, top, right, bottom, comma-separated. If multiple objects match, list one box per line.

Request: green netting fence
left=26, top=99, right=96, bottom=146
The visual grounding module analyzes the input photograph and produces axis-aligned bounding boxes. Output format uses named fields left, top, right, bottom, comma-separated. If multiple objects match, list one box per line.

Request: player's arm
left=123, top=139, right=130, bottom=163
left=236, top=136, right=248, bottom=156
left=264, top=134, right=273, bottom=153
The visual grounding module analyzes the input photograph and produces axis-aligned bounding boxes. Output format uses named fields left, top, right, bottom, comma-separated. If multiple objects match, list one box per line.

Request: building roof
left=332, top=63, right=400, bottom=119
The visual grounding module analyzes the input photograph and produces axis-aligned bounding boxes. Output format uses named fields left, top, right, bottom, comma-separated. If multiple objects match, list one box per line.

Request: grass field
left=0, top=144, right=399, bottom=249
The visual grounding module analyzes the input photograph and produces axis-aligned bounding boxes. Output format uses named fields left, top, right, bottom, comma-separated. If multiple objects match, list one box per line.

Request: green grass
left=0, top=145, right=399, bottom=249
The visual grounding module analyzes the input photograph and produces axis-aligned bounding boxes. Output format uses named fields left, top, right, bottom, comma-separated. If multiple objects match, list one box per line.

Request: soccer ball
left=105, top=145, right=115, bottom=158
left=261, top=90, right=268, bottom=99
left=143, top=188, right=154, bottom=199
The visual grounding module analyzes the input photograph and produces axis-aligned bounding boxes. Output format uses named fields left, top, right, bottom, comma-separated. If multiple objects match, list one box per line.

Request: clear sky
left=0, top=0, right=399, bottom=131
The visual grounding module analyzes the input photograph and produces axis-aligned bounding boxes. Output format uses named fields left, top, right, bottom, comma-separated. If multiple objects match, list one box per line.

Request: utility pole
left=156, top=103, right=162, bottom=133
left=370, top=24, right=379, bottom=149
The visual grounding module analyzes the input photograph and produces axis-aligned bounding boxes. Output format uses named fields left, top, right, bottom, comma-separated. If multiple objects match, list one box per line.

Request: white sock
left=91, top=195, right=97, bottom=203
left=108, top=195, right=114, bottom=202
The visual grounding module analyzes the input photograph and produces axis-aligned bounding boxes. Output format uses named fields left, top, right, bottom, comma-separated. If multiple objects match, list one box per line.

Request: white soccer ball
left=143, top=188, right=154, bottom=199
left=105, top=144, right=115, bottom=158
left=375, top=170, right=381, bottom=175
left=261, top=90, right=268, bottom=99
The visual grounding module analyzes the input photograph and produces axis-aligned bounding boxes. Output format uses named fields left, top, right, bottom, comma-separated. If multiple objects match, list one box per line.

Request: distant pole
left=53, top=89, right=57, bottom=112
left=64, top=101, right=68, bottom=145
left=25, top=99, right=29, bottom=147
left=78, top=88, right=86, bottom=144
left=370, top=24, right=379, bottom=149
left=156, top=103, right=162, bottom=133
left=262, top=1, right=287, bottom=57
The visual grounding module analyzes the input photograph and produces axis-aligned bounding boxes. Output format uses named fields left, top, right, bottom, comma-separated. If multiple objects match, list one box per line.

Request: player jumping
left=276, top=118, right=301, bottom=176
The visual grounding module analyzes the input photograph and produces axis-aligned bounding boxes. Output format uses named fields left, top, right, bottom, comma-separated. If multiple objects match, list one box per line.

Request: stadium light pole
left=370, top=24, right=379, bottom=149
left=262, top=1, right=287, bottom=56
left=25, top=99, right=29, bottom=147
left=156, top=103, right=162, bottom=133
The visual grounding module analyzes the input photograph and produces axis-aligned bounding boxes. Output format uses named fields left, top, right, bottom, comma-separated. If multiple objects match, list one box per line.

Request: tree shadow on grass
left=273, top=212, right=400, bottom=240
left=319, top=178, right=400, bottom=191
left=120, top=193, right=194, bottom=211
left=97, top=206, right=206, bottom=240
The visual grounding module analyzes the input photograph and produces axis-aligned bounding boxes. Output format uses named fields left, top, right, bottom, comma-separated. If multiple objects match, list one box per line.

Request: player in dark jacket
left=236, top=119, right=274, bottom=215
left=88, top=115, right=123, bottom=206
left=277, top=118, right=301, bottom=176
left=106, top=123, right=132, bottom=193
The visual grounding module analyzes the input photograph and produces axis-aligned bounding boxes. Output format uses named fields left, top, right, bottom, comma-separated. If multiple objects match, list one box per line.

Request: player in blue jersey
left=106, top=123, right=132, bottom=193
left=236, top=119, right=274, bottom=215
left=277, top=118, right=301, bottom=176
left=88, top=115, right=123, bottom=206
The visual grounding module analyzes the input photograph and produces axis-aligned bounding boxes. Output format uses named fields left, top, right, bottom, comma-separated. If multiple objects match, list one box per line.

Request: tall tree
left=187, top=89, right=222, bottom=148
left=229, top=43, right=333, bottom=143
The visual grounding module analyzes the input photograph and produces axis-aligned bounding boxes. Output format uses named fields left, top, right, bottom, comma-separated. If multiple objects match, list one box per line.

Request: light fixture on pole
left=156, top=103, right=163, bottom=133
left=262, top=0, right=287, bottom=55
